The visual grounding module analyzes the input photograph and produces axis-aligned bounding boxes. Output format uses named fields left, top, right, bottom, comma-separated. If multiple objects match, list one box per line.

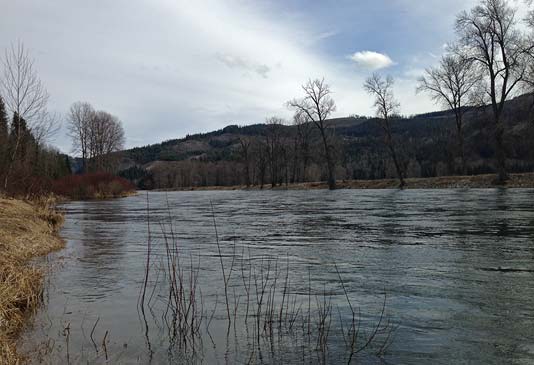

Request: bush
left=51, top=173, right=135, bottom=200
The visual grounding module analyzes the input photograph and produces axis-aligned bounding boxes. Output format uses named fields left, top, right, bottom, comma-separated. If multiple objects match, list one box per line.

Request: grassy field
left=0, top=197, right=64, bottom=365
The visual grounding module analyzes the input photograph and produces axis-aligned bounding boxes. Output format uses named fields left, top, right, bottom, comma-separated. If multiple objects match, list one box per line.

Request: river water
left=20, top=189, right=534, bottom=364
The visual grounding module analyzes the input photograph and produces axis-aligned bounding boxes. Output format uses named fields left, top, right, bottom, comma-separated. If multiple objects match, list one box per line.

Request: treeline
left=123, top=94, right=534, bottom=190
left=123, top=0, right=534, bottom=190
left=0, top=43, right=70, bottom=196
left=0, top=42, right=130, bottom=198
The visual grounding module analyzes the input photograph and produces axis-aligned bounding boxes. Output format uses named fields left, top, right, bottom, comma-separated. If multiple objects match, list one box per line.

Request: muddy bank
left=0, top=197, right=64, bottom=365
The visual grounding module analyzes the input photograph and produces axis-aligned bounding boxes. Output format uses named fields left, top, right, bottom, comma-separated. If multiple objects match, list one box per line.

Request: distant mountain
left=119, top=94, right=534, bottom=189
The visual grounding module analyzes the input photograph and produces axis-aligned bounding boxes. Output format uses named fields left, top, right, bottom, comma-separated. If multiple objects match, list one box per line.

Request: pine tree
left=9, top=112, right=35, bottom=163
left=64, top=155, right=72, bottom=175
left=0, top=97, right=7, bottom=144
left=0, top=96, right=8, bottom=171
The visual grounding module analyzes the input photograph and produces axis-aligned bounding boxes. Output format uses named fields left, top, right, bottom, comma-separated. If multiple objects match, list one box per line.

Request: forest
left=120, top=93, right=534, bottom=190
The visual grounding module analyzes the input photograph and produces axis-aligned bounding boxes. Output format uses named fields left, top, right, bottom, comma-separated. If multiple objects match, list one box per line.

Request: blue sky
left=0, top=0, right=530, bottom=152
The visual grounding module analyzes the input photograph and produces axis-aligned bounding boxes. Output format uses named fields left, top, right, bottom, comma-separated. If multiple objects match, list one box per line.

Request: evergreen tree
left=0, top=96, right=7, bottom=141
left=9, top=112, right=36, bottom=167
left=64, top=155, right=72, bottom=175
left=0, top=97, right=9, bottom=173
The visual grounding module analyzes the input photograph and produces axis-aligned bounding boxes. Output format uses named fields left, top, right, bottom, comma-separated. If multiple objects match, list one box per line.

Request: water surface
left=21, top=189, right=534, bottom=364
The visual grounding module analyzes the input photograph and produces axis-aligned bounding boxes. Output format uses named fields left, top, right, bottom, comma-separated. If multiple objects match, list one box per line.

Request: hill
left=118, top=94, right=534, bottom=189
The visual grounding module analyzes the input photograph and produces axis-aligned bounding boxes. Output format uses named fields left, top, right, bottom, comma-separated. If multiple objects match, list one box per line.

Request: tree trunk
left=302, top=152, right=309, bottom=183
left=455, top=116, right=466, bottom=176
left=320, top=130, right=336, bottom=190
left=494, top=118, right=508, bottom=184
left=3, top=116, right=23, bottom=190
left=244, top=162, right=250, bottom=187
left=385, top=130, right=405, bottom=188
left=458, top=129, right=466, bottom=176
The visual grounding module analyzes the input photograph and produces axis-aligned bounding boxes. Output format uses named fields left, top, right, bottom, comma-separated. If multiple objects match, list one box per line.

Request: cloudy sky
left=0, top=0, right=530, bottom=152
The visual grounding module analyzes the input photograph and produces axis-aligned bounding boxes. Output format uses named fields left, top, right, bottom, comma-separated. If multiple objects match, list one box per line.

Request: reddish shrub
left=3, top=174, right=53, bottom=198
left=52, top=173, right=135, bottom=200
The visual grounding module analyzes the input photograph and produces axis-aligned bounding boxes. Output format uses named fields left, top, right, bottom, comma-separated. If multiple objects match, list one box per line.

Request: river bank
left=0, top=197, right=64, bottom=365
left=165, top=172, right=534, bottom=192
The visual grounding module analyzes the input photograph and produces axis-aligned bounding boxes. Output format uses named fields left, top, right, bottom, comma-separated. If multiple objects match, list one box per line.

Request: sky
left=0, top=0, right=531, bottom=153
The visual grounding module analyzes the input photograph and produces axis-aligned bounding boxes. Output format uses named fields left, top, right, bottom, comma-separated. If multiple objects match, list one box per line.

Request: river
left=20, top=189, right=534, bottom=364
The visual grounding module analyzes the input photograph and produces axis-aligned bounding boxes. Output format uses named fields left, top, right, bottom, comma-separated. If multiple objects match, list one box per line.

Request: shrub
left=51, top=173, right=135, bottom=200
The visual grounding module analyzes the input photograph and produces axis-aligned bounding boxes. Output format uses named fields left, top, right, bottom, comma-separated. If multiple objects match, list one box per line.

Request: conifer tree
left=0, top=97, right=9, bottom=173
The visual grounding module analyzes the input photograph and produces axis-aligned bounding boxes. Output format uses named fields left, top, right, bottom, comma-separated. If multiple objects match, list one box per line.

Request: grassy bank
left=169, top=172, right=534, bottom=192
left=0, top=197, right=65, bottom=365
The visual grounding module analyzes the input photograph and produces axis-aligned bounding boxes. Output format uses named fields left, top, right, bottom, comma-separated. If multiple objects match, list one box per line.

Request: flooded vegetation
left=19, top=189, right=534, bottom=364
left=0, top=197, right=64, bottom=363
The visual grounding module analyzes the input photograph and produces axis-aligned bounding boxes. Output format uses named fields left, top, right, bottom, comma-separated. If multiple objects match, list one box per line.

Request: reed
left=0, top=197, right=65, bottom=365
left=137, top=197, right=397, bottom=363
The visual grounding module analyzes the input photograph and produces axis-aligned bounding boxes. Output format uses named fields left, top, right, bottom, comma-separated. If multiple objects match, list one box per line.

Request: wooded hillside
left=118, top=94, right=534, bottom=189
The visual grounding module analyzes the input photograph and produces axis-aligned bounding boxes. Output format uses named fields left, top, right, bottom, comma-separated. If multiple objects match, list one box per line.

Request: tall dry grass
left=0, top=196, right=65, bottom=365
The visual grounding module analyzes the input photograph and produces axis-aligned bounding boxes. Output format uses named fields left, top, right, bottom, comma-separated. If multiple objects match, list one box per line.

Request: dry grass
left=0, top=196, right=65, bottom=365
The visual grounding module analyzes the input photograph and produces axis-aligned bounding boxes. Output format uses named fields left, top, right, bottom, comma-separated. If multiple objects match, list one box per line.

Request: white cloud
left=215, top=53, right=271, bottom=78
left=349, top=51, right=395, bottom=70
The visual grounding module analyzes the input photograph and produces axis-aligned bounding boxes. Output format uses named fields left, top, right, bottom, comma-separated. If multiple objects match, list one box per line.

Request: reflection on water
left=20, top=189, right=534, bottom=364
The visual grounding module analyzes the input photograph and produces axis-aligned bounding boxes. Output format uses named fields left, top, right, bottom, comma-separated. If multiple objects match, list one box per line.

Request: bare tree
left=292, top=111, right=314, bottom=182
left=287, top=78, right=337, bottom=190
left=526, top=1, right=534, bottom=97
left=364, top=74, right=406, bottom=188
left=88, top=110, right=125, bottom=172
left=456, top=0, right=529, bottom=183
left=265, top=117, right=284, bottom=188
left=238, top=136, right=252, bottom=187
left=67, top=102, right=95, bottom=173
left=417, top=52, right=480, bottom=174
left=1, top=41, right=50, bottom=188
left=33, top=110, right=61, bottom=147
left=527, top=0, right=534, bottom=28
left=252, top=138, right=268, bottom=188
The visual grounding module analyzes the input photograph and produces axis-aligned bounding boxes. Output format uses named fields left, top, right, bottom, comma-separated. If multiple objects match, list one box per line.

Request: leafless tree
left=265, top=117, right=284, bottom=188
left=252, top=138, right=268, bottom=188
left=1, top=41, right=51, bottom=188
left=417, top=51, right=480, bottom=174
left=88, top=110, right=125, bottom=172
left=33, top=110, right=61, bottom=147
left=364, top=74, right=406, bottom=188
left=67, top=102, right=95, bottom=173
left=292, top=111, right=314, bottom=182
left=287, top=78, right=337, bottom=190
left=456, top=0, right=530, bottom=183
left=238, top=136, right=252, bottom=187
left=525, top=1, right=534, bottom=97
left=527, top=0, right=534, bottom=27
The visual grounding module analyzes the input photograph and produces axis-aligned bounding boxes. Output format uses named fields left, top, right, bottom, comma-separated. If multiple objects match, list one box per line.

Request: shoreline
left=0, top=197, right=65, bottom=364
left=157, top=172, right=534, bottom=192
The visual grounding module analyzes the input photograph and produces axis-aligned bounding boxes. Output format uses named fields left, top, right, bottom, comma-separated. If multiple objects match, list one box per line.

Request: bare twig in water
left=90, top=317, right=100, bottom=353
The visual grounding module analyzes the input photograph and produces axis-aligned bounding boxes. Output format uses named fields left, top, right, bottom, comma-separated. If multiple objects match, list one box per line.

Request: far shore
left=157, top=172, right=534, bottom=192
